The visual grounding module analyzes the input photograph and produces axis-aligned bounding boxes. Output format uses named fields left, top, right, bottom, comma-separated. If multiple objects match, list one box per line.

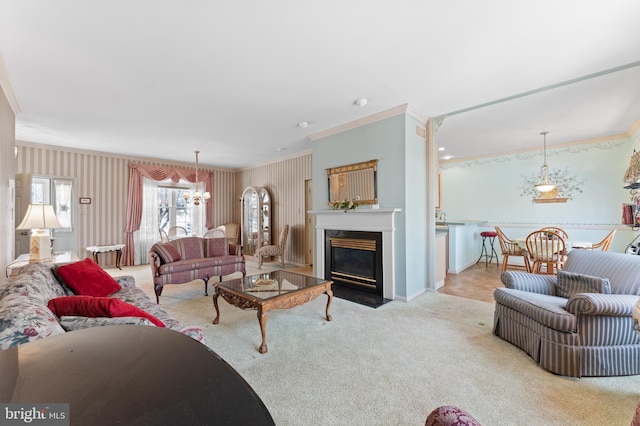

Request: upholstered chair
left=255, top=225, right=289, bottom=269
left=204, top=228, right=225, bottom=238
left=222, top=223, right=240, bottom=245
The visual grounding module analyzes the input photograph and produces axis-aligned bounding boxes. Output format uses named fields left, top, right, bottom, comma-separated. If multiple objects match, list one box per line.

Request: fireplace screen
left=325, top=231, right=382, bottom=294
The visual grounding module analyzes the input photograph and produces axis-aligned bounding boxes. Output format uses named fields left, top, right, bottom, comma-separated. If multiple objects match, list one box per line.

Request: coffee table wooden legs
left=212, top=293, right=220, bottom=325
left=258, top=308, right=270, bottom=354
left=325, top=289, right=333, bottom=322
left=212, top=282, right=333, bottom=354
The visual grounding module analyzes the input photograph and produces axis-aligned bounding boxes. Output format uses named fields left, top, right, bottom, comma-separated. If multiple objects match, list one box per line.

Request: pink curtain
left=124, top=162, right=213, bottom=266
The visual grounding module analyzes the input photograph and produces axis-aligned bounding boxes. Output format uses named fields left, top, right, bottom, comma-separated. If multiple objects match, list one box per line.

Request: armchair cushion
left=55, top=258, right=122, bottom=297
left=556, top=271, right=611, bottom=298
left=48, top=296, right=165, bottom=327
left=154, top=242, right=182, bottom=263
left=494, top=288, right=576, bottom=332
left=501, top=271, right=557, bottom=295
left=566, top=293, right=639, bottom=316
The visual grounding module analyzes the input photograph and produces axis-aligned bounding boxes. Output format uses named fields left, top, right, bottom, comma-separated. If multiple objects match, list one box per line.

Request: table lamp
left=16, top=204, right=64, bottom=261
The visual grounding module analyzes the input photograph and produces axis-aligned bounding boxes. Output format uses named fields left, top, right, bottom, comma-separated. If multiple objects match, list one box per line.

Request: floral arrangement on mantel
left=520, top=167, right=585, bottom=203
left=332, top=197, right=359, bottom=212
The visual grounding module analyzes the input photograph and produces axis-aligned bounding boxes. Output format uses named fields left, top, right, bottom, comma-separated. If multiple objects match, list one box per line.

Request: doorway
left=14, top=174, right=76, bottom=256
left=305, top=179, right=313, bottom=266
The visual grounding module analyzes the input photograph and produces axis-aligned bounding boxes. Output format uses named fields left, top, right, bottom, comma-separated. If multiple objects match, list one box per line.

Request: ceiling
left=1, top=1, right=639, bottom=169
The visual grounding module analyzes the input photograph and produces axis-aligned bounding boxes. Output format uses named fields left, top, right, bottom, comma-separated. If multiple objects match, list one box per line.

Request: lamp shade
left=16, top=204, right=64, bottom=230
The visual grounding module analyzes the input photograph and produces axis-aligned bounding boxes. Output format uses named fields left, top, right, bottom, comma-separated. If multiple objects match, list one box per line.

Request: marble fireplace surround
left=310, top=208, right=401, bottom=300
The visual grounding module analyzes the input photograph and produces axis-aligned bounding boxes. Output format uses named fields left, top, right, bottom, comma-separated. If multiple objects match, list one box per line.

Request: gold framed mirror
left=327, top=159, right=378, bottom=205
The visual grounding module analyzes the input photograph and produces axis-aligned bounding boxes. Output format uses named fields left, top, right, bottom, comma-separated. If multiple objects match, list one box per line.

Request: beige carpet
left=108, top=261, right=640, bottom=425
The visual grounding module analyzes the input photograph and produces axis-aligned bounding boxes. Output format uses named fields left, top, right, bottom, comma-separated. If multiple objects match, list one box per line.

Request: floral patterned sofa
left=0, top=261, right=205, bottom=350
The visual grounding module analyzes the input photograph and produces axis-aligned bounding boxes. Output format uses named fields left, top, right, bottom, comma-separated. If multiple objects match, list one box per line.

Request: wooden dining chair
left=590, top=229, right=616, bottom=252
left=168, top=226, right=188, bottom=239
left=495, top=226, right=530, bottom=272
left=525, top=230, right=567, bottom=275
left=540, top=226, right=569, bottom=240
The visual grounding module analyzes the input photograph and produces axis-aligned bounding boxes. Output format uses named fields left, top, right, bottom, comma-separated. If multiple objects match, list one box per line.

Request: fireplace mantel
left=310, top=208, right=401, bottom=300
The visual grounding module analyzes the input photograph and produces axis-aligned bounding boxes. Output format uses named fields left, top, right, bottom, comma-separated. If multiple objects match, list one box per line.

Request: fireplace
left=311, top=208, right=400, bottom=300
left=325, top=230, right=383, bottom=295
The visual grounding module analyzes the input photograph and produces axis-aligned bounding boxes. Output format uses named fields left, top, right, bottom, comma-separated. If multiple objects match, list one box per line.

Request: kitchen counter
left=435, top=220, right=487, bottom=274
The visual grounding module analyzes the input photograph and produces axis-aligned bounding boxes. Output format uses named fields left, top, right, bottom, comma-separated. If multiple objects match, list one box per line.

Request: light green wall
left=440, top=136, right=637, bottom=252
left=312, top=113, right=429, bottom=299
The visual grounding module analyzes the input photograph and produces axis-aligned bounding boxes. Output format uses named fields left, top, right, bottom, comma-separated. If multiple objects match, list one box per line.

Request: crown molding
left=628, top=117, right=640, bottom=138
left=0, top=52, right=21, bottom=115
left=15, top=140, right=238, bottom=172
left=238, top=149, right=312, bottom=171
left=308, top=103, right=428, bottom=141
left=440, top=133, right=631, bottom=167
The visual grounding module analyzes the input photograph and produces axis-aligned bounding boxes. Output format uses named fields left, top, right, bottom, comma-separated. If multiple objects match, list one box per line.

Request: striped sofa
left=493, top=249, right=640, bottom=377
left=149, top=237, right=246, bottom=303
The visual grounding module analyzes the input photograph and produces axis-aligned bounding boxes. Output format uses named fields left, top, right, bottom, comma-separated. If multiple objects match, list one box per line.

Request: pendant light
left=182, top=150, right=211, bottom=205
left=535, top=131, right=555, bottom=193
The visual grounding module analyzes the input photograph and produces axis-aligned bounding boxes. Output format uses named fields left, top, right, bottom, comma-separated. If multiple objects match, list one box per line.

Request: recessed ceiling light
left=354, top=98, right=368, bottom=107
left=277, top=147, right=288, bottom=152
left=297, top=121, right=308, bottom=128
left=442, top=155, right=453, bottom=160
left=438, top=147, right=445, bottom=151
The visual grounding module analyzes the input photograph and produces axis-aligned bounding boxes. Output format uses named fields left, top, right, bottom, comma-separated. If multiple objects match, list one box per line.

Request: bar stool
left=476, top=231, right=499, bottom=266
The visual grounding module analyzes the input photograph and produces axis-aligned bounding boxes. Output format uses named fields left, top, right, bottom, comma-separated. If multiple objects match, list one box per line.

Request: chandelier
left=534, top=131, right=556, bottom=192
left=183, top=150, right=211, bottom=205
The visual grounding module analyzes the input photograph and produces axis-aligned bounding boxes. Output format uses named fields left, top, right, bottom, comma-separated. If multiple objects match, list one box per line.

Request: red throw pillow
left=48, top=296, right=165, bottom=327
left=55, top=258, right=122, bottom=297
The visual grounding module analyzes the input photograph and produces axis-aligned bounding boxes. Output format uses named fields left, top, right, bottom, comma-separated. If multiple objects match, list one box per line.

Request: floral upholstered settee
left=149, top=236, right=245, bottom=303
left=493, top=249, right=640, bottom=377
left=0, top=261, right=205, bottom=350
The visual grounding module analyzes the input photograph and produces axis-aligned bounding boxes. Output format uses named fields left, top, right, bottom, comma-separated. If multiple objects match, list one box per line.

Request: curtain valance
left=124, top=162, right=213, bottom=266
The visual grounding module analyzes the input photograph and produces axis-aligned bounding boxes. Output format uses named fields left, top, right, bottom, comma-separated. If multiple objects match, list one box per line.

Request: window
left=157, top=186, right=192, bottom=235
left=30, top=177, right=72, bottom=231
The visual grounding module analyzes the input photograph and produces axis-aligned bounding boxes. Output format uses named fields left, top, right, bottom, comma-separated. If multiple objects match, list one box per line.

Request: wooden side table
left=86, top=244, right=125, bottom=269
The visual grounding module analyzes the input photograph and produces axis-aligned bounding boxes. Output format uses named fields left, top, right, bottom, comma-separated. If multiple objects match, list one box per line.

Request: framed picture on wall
left=79, top=197, right=91, bottom=204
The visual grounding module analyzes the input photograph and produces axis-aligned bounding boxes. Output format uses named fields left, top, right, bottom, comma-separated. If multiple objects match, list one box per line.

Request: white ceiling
left=1, top=1, right=639, bottom=169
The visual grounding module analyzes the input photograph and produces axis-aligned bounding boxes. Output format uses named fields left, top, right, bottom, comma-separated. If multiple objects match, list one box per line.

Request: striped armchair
left=493, top=249, right=640, bottom=377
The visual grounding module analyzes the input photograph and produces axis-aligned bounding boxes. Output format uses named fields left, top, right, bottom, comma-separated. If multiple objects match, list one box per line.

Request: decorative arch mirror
left=327, top=159, right=378, bottom=205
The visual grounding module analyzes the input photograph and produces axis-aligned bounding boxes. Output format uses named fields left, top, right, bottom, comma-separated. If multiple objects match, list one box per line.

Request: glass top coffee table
left=212, top=270, right=333, bottom=353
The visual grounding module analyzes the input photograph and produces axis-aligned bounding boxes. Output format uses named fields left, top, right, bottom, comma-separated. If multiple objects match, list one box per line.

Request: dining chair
left=495, top=226, right=530, bottom=272
left=203, top=228, right=226, bottom=239
left=540, top=226, right=569, bottom=240
left=168, top=226, right=188, bottom=239
left=159, top=229, right=169, bottom=242
left=525, top=230, right=567, bottom=275
left=590, top=229, right=616, bottom=252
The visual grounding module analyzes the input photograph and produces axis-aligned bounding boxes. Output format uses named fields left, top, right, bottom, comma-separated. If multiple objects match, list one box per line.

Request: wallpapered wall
left=237, top=153, right=312, bottom=267
left=14, top=143, right=240, bottom=266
